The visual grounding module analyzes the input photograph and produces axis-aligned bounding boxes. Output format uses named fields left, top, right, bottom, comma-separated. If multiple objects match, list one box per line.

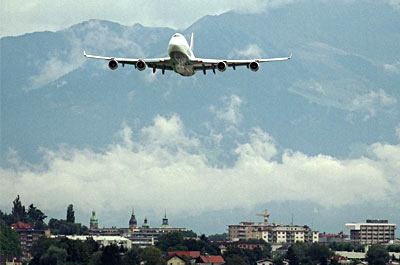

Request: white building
left=52, top=235, right=132, bottom=249
left=345, top=219, right=396, bottom=245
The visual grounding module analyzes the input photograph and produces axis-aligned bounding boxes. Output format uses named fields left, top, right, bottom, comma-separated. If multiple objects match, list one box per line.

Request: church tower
left=161, top=210, right=171, bottom=228
left=129, top=209, right=137, bottom=230
left=142, top=217, right=150, bottom=228
left=90, top=210, right=98, bottom=230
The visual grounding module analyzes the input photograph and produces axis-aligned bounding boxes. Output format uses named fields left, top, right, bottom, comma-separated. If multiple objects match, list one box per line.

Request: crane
left=256, top=210, right=270, bottom=225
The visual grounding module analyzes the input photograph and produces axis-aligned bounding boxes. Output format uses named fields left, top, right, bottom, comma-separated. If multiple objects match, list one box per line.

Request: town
left=1, top=196, right=399, bottom=265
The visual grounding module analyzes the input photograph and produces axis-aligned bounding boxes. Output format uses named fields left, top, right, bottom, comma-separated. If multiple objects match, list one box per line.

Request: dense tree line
left=329, top=241, right=364, bottom=252
left=0, top=196, right=47, bottom=230
left=0, top=226, right=23, bottom=256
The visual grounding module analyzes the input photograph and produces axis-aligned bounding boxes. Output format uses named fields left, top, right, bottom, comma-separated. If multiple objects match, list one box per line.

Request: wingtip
left=83, top=50, right=87, bottom=57
left=289, top=53, right=293, bottom=59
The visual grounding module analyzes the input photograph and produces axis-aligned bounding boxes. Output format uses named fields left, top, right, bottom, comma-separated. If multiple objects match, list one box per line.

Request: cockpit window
left=173, top=33, right=181, bottom=37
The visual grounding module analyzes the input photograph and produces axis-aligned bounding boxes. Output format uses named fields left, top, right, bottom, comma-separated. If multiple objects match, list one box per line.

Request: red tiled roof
left=168, top=251, right=201, bottom=258
left=198, top=255, right=225, bottom=264
left=11, top=222, right=32, bottom=230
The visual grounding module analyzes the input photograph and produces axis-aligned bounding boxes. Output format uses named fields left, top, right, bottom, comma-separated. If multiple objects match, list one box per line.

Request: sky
left=0, top=0, right=293, bottom=38
left=1, top=0, right=400, bottom=234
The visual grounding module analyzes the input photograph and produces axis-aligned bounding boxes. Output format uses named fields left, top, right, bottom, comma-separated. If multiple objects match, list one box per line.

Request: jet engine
left=249, top=61, right=259, bottom=72
left=136, top=60, right=146, bottom=71
left=217, top=61, right=227, bottom=72
left=108, top=59, right=118, bottom=70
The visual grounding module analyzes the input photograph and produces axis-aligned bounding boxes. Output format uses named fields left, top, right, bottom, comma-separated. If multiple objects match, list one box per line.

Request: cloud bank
left=1, top=114, right=399, bottom=222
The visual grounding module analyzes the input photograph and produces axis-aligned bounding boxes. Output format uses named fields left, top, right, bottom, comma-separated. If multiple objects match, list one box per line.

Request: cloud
left=25, top=20, right=144, bottom=90
left=290, top=79, right=397, bottom=120
left=384, top=61, right=400, bottom=74
left=0, top=0, right=291, bottom=38
left=350, top=89, right=397, bottom=120
left=229, top=45, right=264, bottom=59
left=210, top=95, right=243, bottom=125
left=1, top=114, right=399, bottom=223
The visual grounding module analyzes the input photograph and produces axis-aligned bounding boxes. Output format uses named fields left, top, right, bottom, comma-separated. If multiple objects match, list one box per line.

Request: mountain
left=1, top=0, right=399, bottom=234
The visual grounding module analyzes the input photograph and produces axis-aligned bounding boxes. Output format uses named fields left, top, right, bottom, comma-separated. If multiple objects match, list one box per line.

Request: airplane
left=83, top=33, right=291, bottom=76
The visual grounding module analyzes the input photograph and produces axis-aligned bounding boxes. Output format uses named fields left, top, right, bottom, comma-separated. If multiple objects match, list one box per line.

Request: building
left=10, top=222, right=47, bottom=259
left=228, top=222, right=318, bottom=244
left=52, top=235, right=132, bottom=249
left=87, top=209, right=187, bottom=247
left=318, top=232, right=349, bottom=245
left=166, top=254, right=187, bottom=265
left=89, top=210, right=98, bottom=230
left=195, top=255, right=225, bottom=265
left=218, top=241, right=264, bottom=254
left=167, top=251, right=201, bottom=259
left=129, top=209, right=137, bottom=230
left=345, top=219, right=396, bottom=245
left=257, top=259, right=289, bottom=265
left=0, top=255, right=22, bottom=265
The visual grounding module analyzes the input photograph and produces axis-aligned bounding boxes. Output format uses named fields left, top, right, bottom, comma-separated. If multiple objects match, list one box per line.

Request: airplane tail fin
left=190, top=33, right=194, bottom=52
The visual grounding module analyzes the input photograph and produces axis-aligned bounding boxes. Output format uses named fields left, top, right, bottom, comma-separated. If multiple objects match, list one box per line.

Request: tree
left=12, top=195, right=27, bottom=222
left=0, top=225, right=22, bottom=256
left=122, top=247, right=142, bottom=265
left=66, top=204, right=75, bottom=223
left=306, top=243, right=332, bottom=265
left=27, top=204, right=47, bottom=230
left=156, top=232, right=185, bottom=251
left=100, top=244, right=121, bottom=265
left=39, top=245, right=67, bottom=265
left=140, top=246, right=165, bottom=265
left=366, top=245, right=390, bottom=265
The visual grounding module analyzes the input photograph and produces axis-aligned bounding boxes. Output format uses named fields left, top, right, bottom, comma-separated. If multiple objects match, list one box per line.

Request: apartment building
left=345, top=219, right=396, bottom=245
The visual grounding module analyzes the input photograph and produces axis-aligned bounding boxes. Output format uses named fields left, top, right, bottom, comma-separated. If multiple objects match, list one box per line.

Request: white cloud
left=384, top=61, right=400, bottom=74
left=229, top=45, right=264, bottom=59
left=0, top=0, right=291, bottom=38
left=350, top=89, right=397, bottom=120
left=25, top=20, right=144, bottom=90
left=290, top=80, right=397, bottom=120
left=1, top=114, right=399, bottom=222
left=211, top=95, right=243, bottom=125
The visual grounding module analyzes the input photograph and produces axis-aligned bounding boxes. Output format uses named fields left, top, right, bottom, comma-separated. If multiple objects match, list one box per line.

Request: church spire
left=129, top=208, right=137, bottom=229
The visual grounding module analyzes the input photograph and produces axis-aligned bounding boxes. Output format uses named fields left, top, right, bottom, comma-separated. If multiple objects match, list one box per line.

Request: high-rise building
left=345, top=219, right=396, bottom=245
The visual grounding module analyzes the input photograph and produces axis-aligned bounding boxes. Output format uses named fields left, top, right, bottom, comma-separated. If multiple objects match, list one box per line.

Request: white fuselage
left=167, top=33, right=196, bottom=76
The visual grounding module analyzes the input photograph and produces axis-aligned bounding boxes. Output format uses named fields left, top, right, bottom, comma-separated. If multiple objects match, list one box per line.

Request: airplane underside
left=169, top=51, right=195, bottom=76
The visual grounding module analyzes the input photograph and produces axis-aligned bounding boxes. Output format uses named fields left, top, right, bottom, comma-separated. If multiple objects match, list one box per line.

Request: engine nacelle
left=217, top=61, right=227, bottom=72
left=249, top=61, right=259, bottom=72
left=108, top=59, right=118, bottom=70
left=136, top=60, right=146, bottom=71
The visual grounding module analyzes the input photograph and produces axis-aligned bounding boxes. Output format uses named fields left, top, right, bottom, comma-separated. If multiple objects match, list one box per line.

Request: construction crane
left=256, top=210, right=270, bottom=225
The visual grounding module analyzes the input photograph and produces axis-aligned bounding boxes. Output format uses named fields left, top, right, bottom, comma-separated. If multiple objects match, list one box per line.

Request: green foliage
left=1, top=196, right=47, bottom=229
left=306, top=243, right=332, bottom=265
left=0, top=225, right=23, bottom=256
left=29, top=237, right=100, bottom=265
left=139, top=246, right=165, bottom=265
left=387, top=244, right=400, bottom=252
left=39, top=245, right=67, bottom=265
left=27, top=204, right=47, bottom=230
left=122, top=247, right=141, bottom=265
left=100, top=244, right=121, bottom=265
left=208, top=233, right=228, bottom=242
left=286, top=242, right=333, bottom=265
left=48, top=218, right=89, bottom=235
left=12, top=195, right=27, bottom=222
left=66, top=204, right=75, bottom=223
left=156, top=231, right=185, bottom=251
left=366, top=245, right=390, bottom=265
left=329, top=242, right=364, bottom=252
left=179, top=230, right=197, bottom=238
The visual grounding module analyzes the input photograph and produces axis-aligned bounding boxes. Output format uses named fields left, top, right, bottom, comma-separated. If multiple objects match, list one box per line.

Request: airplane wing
left=191, top=55, right=292, bottom=72
left=83, top=51, right=173, bottom=71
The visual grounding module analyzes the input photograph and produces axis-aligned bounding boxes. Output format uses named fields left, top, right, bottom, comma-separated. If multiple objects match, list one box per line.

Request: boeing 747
left=84, top=33, right=291, bottom=76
